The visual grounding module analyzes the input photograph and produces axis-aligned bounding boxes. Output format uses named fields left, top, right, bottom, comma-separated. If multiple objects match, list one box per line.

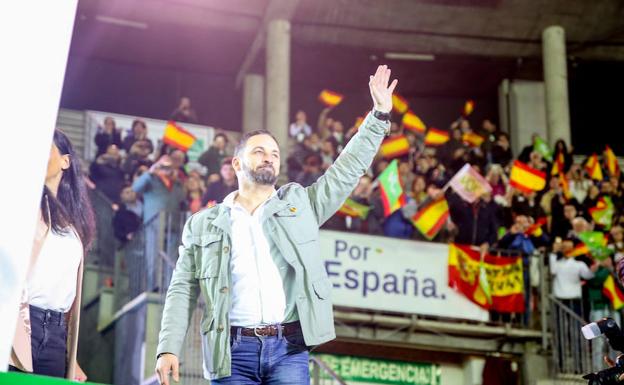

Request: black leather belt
left=231, top=321, right=301, bottom=337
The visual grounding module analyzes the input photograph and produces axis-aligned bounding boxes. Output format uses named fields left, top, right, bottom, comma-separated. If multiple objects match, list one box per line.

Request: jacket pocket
left=194, top=234, right=222, bottom=279
left=278, top=212, right=318, bottom=244
left=312, top=278, right=331, bottom=300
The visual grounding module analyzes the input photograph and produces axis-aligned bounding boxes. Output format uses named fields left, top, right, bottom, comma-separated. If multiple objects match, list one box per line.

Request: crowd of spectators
left=87, top=103, right=238, bottom=244
left=284, top=105, right=624, bottom=368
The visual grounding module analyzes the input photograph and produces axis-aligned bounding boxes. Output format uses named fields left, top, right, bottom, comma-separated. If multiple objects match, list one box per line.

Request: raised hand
left=368, top=65, right=398, bottom=114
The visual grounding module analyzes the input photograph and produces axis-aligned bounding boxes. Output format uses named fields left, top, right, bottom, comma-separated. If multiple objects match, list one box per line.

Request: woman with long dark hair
left=10, top=130, right=94, bottom=381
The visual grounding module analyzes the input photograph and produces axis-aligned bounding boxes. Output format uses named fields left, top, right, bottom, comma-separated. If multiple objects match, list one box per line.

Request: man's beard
left=242, top=161, right=277, bottom=185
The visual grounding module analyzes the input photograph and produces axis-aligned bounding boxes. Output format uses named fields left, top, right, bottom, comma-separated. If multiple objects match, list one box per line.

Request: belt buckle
left=253, top=325, right=263, bottom=337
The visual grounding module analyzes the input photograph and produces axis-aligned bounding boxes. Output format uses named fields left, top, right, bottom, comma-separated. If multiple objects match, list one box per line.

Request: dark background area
left=569, top=60, right=624, bottom=155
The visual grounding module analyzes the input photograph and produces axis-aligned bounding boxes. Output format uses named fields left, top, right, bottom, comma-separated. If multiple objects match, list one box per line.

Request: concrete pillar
left=243, top=74, right=265, bottom=133
left=542, top=26, right=571, bottom=146
left=521, top=342, right=550, bottom=385
left=462, top=356, right=485, bottom=385
left=265, top=19, right=291, bottom=169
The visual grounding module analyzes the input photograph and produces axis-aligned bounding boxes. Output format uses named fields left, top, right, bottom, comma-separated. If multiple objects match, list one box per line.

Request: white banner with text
left=320, top=230, right=489, bottom=321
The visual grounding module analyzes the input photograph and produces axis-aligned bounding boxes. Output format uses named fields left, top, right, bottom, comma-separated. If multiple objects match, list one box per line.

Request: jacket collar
left=203, top=204, right=232, bottom=236
left=208, top=190, right=298, bottom=235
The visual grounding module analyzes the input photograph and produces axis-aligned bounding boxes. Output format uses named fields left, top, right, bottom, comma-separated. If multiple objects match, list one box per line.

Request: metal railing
left=112, top=211, right=186, bottom=313
left=548, top=294, right=593, bottom=380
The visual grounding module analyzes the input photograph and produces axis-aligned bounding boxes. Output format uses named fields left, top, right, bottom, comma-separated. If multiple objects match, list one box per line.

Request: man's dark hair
left=234, top=129, right=279, bottom=157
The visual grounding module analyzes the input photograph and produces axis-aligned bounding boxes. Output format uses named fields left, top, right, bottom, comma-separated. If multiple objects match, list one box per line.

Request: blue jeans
left=29, top=305, right=68, bottom=377
left=212, top=327, right=310, bottom=385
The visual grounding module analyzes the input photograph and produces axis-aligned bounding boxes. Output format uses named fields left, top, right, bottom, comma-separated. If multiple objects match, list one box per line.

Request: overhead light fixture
left=95, top=15, right=148, bottom=30
left=384, top=52, right=435, bottom=61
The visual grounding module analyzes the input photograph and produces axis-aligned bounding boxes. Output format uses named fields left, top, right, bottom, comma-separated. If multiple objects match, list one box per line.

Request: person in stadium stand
left=169, top=96, right=199, bottom=124
left=94, top=116, right=122, bottom=156
left=288, top=109, right=312, bottom=143
left=155, top=65, right=397, bottom=385
left=198, top=133, right=230, bottom=181
left=123, top=119, right=154, bottom=155
left=201, top=158, right=238, bottom=206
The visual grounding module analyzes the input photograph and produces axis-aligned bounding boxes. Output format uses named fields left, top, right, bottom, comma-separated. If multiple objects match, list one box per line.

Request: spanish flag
left=411, top=197, right=449, bottom=240
left=424, top=128, right=450, bottom=146
left=603, top=275, right=624, bottom=310
left=462, top=100, right=475, bottom=117
left=337, top=198, right=371, bottom=220
left=585, top=154, right=604, bottom=181
left=163, top=121, right=196, bottom=152
left=559, top=172, right=573, bottom=200
left=509, top=160, right=546, bottom=193
left=318, top=89, right=344, bottom=107
left=354, top=116, right=364, bottom=129
left=551, top=151, right=565, bottom=176
left=565, top=243, right=590, bottom=258
left=402, top=111, right=426, bottom=134
left=380, top=135, right=410, bottom=159
left=448, top=244, right=524, bottom=312
left=462, top=131, right=484, bottom=147
left=525, top=217, right=547, bottom=237
left=392, top=94, right=409, bottom=114
left=605, top=146, right=620, bottom=177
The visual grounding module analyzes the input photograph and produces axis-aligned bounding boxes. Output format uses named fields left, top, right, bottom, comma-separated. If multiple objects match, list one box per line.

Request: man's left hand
left=368, top=65, right=398, bottom=114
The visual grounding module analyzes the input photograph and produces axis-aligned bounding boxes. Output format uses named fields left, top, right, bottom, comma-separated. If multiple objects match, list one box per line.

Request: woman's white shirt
left=28, top=229, right=82, bottom=313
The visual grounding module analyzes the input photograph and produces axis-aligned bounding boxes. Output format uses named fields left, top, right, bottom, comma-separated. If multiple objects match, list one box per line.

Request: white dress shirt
left=28, top=228, right=82, bottom=312
left=549, top=253, right=594, bottom=299
left=223, top=191, right=287, bottom=327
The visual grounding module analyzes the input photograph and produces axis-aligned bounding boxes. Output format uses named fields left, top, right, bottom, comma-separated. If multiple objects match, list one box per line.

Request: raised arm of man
left=306, top=65, right=397, bottom=225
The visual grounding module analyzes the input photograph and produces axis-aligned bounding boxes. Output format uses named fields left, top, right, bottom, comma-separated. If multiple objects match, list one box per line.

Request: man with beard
left=155, top=65, right=397, bottom=385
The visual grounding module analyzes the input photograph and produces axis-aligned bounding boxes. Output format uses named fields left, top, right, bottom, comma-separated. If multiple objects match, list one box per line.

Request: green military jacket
left=156, top=112, right=389, bottom=380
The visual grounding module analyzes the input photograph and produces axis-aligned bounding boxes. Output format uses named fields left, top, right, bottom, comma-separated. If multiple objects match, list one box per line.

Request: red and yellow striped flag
left=462, top=100, right=475, bottom=117
left=510, top=160, right=546, bottom=193
left=354, top=116, right=364, bottom=129
left=448, top=244, right=524, bottom=312
left=551, top=151, right=565, bottom=176
left=424, top=128, right=450, bottom=146
left=411, top=197, right=450, bottom=240
left=559, top=172, right=573, bottom=201
left=392, top=94, right=409, bottom=114
left=163, top=121, right=196, bottom=152
left=565, top=243, right=590, bottom=258
left=380, top=135, right=410, bottom=159
left=402, top=111, right=426, bottom=134
left=462, top=131, right=484, bottom=147
left=318, top=89, right=344, bottom=107
left=605, top=146, right=620, bottom=177
left=337, top=198, right=371, bottom=220
left=603, top=275, right=624, bottom=310
left=525, top=217, right=548, bottom=237
left=586, top=154, right=604, bottom=181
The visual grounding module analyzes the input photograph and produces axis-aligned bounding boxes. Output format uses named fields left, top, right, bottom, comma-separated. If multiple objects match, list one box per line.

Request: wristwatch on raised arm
left=373, top=109, right=391, bottom=123
left=372, top=109, right=392, bottom=135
